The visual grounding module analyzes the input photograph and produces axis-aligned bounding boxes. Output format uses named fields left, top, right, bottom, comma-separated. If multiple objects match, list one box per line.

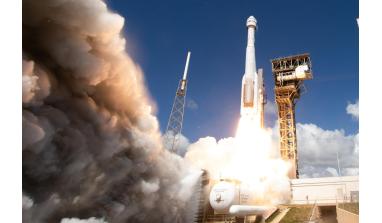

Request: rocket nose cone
left=246, top=16, right=257, bottom=28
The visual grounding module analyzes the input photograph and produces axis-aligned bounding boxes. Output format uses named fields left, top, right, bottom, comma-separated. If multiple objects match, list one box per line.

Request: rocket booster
left=240, top=16, right=263, bottom=124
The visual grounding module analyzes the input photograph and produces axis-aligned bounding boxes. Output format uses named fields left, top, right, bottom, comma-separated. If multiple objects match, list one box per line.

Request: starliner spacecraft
left=240, top=16, right=265, bottom=127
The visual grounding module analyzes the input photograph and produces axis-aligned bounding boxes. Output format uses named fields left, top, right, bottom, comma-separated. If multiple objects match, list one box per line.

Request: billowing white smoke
left=23, top=194, right=34, bottom=210
left=22, top=0, right=200, bottom=222
left=185, top=120, right=292, bottom=205
left=162, top=131, right=190, bottom=157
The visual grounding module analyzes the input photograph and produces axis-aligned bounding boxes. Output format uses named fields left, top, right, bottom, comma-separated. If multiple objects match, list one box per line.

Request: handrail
left=308, top=200, right=317, bottom=222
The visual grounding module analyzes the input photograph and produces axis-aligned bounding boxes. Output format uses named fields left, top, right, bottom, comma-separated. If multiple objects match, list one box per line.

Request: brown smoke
left=22, top=0, right=200, bottom=222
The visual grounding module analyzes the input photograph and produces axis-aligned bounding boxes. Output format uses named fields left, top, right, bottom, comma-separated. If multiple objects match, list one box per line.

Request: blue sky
left=108, top=0, right=359, bottom=142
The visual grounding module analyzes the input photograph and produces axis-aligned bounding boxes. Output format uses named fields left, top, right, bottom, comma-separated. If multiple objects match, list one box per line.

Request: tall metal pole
left=164, top=51, right=191, bottom=153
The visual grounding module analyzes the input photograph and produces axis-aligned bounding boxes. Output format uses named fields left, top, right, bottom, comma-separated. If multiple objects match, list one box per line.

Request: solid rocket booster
left=241, top=16, right=262, bottom=122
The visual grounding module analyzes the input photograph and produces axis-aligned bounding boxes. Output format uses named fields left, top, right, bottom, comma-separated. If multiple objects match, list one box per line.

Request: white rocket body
left=241, top=16, right=263, bottom=125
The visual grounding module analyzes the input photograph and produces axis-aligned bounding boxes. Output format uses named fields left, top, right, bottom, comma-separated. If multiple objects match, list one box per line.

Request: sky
left=108, top=0, right=359, bottom=143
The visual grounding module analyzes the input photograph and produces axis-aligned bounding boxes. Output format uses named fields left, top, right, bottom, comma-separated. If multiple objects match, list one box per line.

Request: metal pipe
left=182, top=51, right=191, bottom=80
left=228, top=205, right=273, bottom=216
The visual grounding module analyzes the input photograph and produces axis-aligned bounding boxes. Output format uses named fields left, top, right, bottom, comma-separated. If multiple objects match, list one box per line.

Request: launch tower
left=271, top=54, right=312, bottom=179
left=165, top=52, right=191, bottom=153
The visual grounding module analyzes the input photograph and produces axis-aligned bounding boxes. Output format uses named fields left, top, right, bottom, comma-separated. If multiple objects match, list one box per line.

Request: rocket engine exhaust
left=188, top=16, right=291, bottom=218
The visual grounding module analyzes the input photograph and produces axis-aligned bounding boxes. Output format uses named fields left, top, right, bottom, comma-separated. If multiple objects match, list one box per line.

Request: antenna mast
left=164, top=52, right=191, bottom=153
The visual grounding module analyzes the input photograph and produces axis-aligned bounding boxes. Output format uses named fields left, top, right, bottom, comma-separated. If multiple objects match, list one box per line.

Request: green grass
left=279, top=205, right=313, bottom=223
left=338, top=202, right=359, bottom=215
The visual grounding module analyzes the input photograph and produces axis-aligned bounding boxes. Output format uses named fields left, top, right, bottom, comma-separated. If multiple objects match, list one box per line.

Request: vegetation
left=265, top=209, right=281, bottom=223
left=279, top=205, right=313, bottom=223
left=338, top=202, right=359, bottom=215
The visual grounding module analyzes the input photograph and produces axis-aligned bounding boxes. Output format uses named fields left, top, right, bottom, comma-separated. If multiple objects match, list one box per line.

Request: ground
left=279, top=205, right=314, bottom=223
left=338, top=202, right=359, bottom=215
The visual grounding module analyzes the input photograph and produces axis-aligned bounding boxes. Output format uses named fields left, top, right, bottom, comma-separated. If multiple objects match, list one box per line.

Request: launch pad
left=193, top=15, right=316, bottom=223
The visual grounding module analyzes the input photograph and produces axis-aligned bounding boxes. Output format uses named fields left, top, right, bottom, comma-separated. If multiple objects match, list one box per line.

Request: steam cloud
left=22, top=0, right=200, bottom=222
left=22, top=0, right=359, bottom=221
left=163, top=132, right=190, bottom=157
left=61, top=218, right=107, bottom=223
left=184, top=126, right=292, bottom=205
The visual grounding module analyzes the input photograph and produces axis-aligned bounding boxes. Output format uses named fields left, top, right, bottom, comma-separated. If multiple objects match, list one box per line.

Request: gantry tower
left=165, top=52, right=191, bottom=153
left=271, top=53, right=312, bottom=179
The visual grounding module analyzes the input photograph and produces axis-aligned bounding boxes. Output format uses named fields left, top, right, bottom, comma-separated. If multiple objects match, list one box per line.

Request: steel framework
left=271, top=53, right=312, bottom=179
left=165, top=52, right=191, bottom=153
left=165, top=80, right=187, bottom=152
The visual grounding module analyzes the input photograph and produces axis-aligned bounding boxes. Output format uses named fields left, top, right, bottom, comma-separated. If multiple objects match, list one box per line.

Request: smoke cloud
left=61, top=218, right=108, bottom=223
left=163, top=131, right=190, bottom=157
left=186, top=99, right=199, bottom=111
left=22, top=0, right=200, bottom=222
left=184, top=124, right=292, bottom=205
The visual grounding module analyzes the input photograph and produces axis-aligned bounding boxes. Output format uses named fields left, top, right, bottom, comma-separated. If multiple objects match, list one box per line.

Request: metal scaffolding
left=165, top=80, right=187, bottom=152
left=271, top=53, right=312, bottom=179
left=164, top=52, right=191, bottom=153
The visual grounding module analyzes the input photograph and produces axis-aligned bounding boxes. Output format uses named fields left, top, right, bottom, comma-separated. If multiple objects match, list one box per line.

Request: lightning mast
left=271, top=53, right=312, bottom=179
left=164, top=52, right=191, bottom=153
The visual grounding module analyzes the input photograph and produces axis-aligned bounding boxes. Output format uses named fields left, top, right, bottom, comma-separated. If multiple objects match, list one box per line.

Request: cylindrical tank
left=209, top=181, right=237, bottom=213
left=209, top=180, right=275, bottom=217
left=209, top=180, right=252, bottom=214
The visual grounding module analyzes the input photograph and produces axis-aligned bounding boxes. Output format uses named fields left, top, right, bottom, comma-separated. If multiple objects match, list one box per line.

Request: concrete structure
left=290, top=176, right=359, bottom=205
left=271, top=54, right=313, bottom=179
left=337, top=205, right=359, bottom=223
left=240, top=16, right=266, bottom=128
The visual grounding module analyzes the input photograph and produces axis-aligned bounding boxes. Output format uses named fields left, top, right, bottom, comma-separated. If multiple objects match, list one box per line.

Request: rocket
left=240, top=16, right=264, bottom=126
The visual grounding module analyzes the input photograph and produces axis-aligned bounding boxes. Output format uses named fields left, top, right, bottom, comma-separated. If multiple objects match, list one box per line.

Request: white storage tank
left=209, top=180, right=238, bottom=213
left=209, top=179, right=271, bottom=216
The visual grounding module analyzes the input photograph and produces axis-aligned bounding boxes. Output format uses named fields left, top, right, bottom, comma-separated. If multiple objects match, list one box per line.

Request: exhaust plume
left=185, top=117, right=292, bottom=205
left=22, top=0, right=200, bottom=222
